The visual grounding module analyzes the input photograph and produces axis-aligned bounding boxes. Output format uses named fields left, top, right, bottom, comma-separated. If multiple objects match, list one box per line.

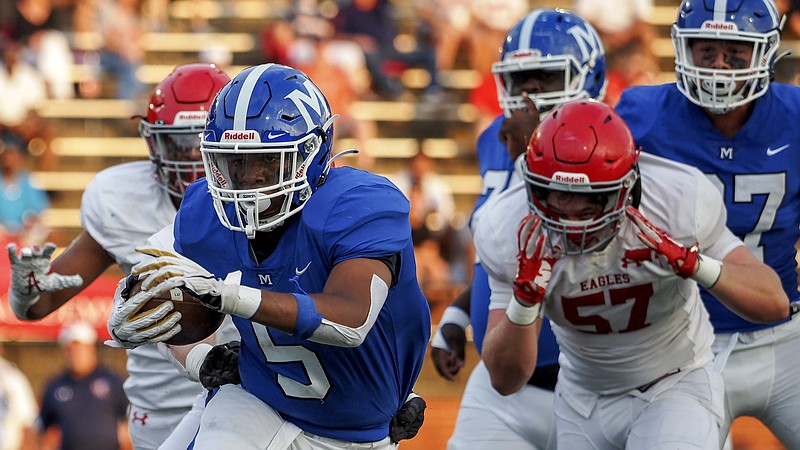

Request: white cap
left=58, top=321, right=98, bottom=345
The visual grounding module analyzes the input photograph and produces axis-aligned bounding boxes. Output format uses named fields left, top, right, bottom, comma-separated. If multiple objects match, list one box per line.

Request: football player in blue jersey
left=615, top=0, right=800, bottom=447
left=114, top=63, right=431, bottom=450
left=430, top=9, right=607, bottom=450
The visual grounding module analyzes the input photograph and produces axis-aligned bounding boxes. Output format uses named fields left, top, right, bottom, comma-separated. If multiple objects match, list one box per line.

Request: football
left=128, top=279, right=225, bottom=346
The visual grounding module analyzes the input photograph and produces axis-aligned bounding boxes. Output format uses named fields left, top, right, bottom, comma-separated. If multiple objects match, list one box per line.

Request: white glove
left=106, top=275, right=183, bottom=349
left=133, top=248, right=261, bottom=319
left=7, top=243, right=83, bottom=320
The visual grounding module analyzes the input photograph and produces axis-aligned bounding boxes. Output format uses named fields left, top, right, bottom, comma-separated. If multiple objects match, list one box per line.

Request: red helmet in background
left=139, top=63, right=231, bottom=198
left=523, top=100, right=639, bottom=254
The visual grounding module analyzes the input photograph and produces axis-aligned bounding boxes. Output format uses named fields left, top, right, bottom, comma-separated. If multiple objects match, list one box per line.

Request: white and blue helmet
left=201, top=64, right=336, bottom=238
left=672, top=0, right=783, bottom=113
left=493, top=9, right=607, bottom=117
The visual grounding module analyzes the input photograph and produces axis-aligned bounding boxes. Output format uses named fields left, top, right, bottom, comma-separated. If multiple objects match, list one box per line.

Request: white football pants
left=554, top=364, right=723, bottom=449
left=447, top=361, right=556, bottom=450
left=192, top=384, right=396, bottom=450
left=712, top=312, right=800, bottom=449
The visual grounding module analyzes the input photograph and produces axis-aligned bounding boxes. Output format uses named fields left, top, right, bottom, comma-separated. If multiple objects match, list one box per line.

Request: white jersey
left=475, top=152, right=743, bottom=394
left=80, top=161, right=205, bottom=411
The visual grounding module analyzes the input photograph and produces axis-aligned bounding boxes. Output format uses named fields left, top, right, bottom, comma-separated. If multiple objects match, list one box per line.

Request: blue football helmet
left=493, top=9, right=607, bottom=117
left=672, top=0, right=783, bottom=114
left=201, top=64, right=336, bottom=238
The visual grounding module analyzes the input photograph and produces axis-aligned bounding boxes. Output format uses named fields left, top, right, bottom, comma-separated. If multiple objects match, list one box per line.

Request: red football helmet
left=139, top=63, right=231, bottom=198
left=523, top=100, right=639, bottom=254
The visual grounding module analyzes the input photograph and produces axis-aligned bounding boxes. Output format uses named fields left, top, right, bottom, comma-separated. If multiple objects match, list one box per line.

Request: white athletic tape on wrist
left=221, top=273, right=261, bottom=318
left=692, top=255, right=722, bottom=289
left=185, top=343, right=213, bottom=383
left=431, top=306, right=470, bottom=351
left=505, top=296, right=542, bottom=326
left=222, top=284, right=261, bottom=319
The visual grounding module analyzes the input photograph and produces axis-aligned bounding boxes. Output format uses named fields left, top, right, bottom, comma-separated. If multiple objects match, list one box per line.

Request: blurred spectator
left=770, top=1, right=800, bottom=82
left=12, top=0, right=75, bottom=99
left=574, top=0, right=658, bottom=106
left=0, top=343, right=38, bottom=450
left=199, top=42, right=233, bottom=74
left=574, top=0, right=656, bottom=56
left=262, top=0, right=373, bottom=99
left=0, top=132, right=50, bottom=245
left=38, top=322, right=131, bottom=450
left=332, top=0, right=441, bottom=100
left=408, top=182, right=452, bottom=289
left=96, top=0, right=145, bottom=99
left=0, top=38, right=57, bottom=170
left=603, top=44, right=659, bottom=106
left=288, top=10, right=378, bottom=170
left=0, top=38, right=46, bottom=131
left=390, top=152, right=460, bottom=287
left=415, top=0, right=472, bottom=72
left=391, top=151, right=455, bottom=223
left=260, top=15, right=295, bottom=67
left=464, top=0, right=527, bottom=137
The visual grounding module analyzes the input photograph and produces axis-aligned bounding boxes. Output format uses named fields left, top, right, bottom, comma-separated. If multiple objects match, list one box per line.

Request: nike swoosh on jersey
left=267, top=132, right=285, bottom=139
left=766, top=144, right=790, bottom=156
left=295, top=261, right=312, bottom=275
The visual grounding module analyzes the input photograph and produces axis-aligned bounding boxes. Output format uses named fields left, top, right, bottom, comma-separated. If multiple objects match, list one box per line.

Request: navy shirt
left=39, top=366, right=128, bottom=450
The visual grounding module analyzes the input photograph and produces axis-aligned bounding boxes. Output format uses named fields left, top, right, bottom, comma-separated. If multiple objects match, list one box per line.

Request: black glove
left=389, top=394, right=426, bottom=443
left=199, top=341, right=241, bottom=389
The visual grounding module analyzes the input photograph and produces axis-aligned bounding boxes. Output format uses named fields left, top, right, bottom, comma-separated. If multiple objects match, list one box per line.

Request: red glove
left=625, top=206, right=699, bottom=278
left=514, top=214, right=557, bottom=305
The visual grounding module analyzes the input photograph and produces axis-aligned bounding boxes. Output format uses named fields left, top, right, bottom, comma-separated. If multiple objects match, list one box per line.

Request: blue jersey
left=469, top=116, right=559, bottom=366
left=174, top=167, right=431, bottom=442
left=616, top=83, right=800, bottom=333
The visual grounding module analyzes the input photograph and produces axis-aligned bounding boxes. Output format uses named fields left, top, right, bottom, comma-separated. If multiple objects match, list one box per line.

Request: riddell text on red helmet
left=553, top=172, right=590, bottom=183
left=175, top=112, right=207, bottom=122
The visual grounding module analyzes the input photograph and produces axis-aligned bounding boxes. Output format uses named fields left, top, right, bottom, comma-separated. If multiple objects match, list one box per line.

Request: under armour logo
left=26, top=272, right=41, bottom=295
left=622, top=248, right=652, bottom=268
left=131, top=412, right=148, bottom=425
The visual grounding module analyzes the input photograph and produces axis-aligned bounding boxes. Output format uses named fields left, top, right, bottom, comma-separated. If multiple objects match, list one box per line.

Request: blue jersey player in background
left=430, top=9, right=608, bottom=450
left=615, top=0, right=800, bottom=447
left=123, top=63, right=431, bottom=450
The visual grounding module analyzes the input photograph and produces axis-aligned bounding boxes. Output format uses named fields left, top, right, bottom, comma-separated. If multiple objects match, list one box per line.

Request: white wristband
left=505, top=297, right=542, bottom=326
left=692, top=255, right=722, bottom=289
left=185, top=343, right=213, bottom=383
left=439, top=306, right=471, bottom=329
left=431, top=306, right=470, bottom=351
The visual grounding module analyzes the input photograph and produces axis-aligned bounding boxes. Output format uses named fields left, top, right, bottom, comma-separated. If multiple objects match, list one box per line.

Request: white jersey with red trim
left=475, top=152, right=743, bottom=394
left=80, top=161, right=205, bottom=411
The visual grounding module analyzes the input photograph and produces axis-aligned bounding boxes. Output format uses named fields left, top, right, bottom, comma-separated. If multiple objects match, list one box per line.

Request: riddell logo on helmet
left=173, top=111, right=207, bottom=125
left=701, top=21, right=737, bottom=31
left=509, top=49, right=542, bottom=59
left=221, top=130, right=261, bottom=143
left=553, top=171, right=590, bottom=184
